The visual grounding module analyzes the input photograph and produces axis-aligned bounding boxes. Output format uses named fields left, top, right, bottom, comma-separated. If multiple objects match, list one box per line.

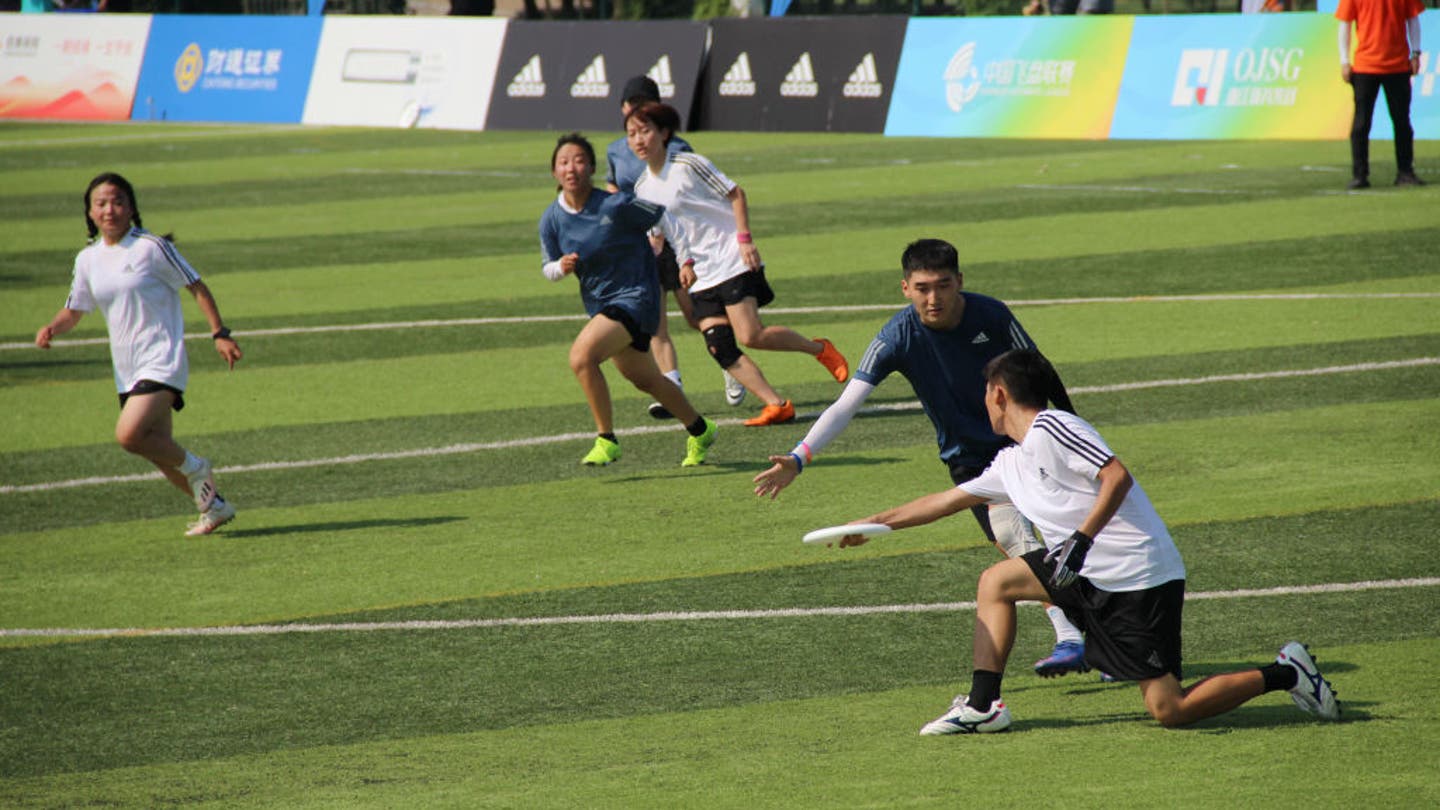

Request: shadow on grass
left=222, top=515, right=465, bottom=539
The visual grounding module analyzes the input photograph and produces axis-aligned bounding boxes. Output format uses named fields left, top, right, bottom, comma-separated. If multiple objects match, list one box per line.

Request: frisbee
left=802, top=522, right=892, bottom=545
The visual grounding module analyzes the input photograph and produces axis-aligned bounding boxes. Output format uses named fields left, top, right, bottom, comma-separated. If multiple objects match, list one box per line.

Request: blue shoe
left=1034, top=640, right=1088, bottom=678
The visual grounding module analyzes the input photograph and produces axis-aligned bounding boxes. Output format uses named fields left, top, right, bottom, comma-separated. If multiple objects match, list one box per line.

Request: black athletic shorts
left=656, top=241, right=682, bottom=293
left=947, top=462, right=998, bottom=544
left=1022, top=547, right=1185, bottom=682
left=689, top=266, right=775, bottom=322
left=599, top=305, right=652, bottom=353
left=118, top=379, right=185, bottom=411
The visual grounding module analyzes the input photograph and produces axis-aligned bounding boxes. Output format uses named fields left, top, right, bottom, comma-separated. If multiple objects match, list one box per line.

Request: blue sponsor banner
left=132, top=16, right=321, bottom=124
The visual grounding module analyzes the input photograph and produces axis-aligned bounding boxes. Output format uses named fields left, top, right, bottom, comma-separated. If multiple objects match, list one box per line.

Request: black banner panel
left=486, top=20, right=709, bottom=132
left=699, top=17, right=907, bottom=133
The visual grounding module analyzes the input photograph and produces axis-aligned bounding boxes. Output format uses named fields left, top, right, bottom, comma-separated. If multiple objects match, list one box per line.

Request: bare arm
left=833, top=486, right=990, bottom=548
left=187, top=280, right=242, bottom=369
left=727, top=185, right=761, bottom=270
left=35, top=308, right=85, bottom=348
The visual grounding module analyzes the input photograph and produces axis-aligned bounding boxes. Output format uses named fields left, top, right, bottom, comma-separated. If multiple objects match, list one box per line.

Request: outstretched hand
left=752, top=454, right=799, bottom=499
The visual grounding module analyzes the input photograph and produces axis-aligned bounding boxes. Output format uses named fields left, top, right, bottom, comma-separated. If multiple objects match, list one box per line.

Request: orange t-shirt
left=1337, top=0, right=1425, bottom=74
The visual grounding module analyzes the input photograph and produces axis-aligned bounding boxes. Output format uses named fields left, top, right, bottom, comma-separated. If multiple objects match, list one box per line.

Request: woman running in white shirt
left=625, top=103, right=849, bottom=427
left=35, top=173, right=242, bottom=536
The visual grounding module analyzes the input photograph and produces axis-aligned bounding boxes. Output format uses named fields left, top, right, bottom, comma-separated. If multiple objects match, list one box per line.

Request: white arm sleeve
left=1339, top=22, right=1351, bottom=66
left=1407, top=16, right=1421, bottom=53
left=793, top=378, right=876, bottom=459
left=542, top=259, right=566, bottom=281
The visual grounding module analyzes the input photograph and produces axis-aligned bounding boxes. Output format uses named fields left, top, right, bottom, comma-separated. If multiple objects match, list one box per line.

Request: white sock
left=178, top=451, right=204, bottom=476
left=1047, top=606, right=1083, bottom=644
left=664, top=370, right=682, bottom=389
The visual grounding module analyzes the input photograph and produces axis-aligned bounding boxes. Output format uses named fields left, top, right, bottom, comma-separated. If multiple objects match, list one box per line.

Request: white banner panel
left=0, top=14, right=152, bottom=120
left=302, top=16, right=507, bottom=130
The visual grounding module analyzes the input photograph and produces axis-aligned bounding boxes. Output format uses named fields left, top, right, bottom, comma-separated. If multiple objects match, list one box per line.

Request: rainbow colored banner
left=1110, top=15, right=1352, bottom=140
left=885, top=17, right=1134, bottom=139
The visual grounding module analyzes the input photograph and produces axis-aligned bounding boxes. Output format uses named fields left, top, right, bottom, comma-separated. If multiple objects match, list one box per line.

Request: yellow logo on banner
left=174, top=44, right=203, bottom=94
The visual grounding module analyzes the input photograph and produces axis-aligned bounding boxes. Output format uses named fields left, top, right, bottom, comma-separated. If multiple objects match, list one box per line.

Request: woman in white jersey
left=625, top=103, right=850, bottom=427
left=34, top=173, right=241, bottom=537
left=830, top=350, right=1340, bottom=735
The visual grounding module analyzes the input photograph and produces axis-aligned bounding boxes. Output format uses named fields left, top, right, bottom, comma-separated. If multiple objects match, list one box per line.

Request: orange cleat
left=814, top=338, right=849, bottom=383
left=743, top=399, right=796, bottom=427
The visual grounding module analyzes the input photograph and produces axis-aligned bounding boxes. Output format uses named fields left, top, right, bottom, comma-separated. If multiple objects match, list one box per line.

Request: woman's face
left=626, top=117, right=667, bottom=164
left=88, top=182, right=133, bottom=243
left=552, top=143, right=594, bottom=195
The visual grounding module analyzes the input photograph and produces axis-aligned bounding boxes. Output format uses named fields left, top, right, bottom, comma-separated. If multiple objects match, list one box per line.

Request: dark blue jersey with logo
left=856, top=292, right=1037, bottom=469
left=539, top=190, right=666, bottom=334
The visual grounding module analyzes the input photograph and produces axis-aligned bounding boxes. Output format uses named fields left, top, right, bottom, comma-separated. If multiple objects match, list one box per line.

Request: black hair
left=623, top=102, right=682, bottom=146
left=901, top=238, right=960, bottom=278
left=550, top=132, right=596, bottom=191
left=983, top=349, right=1066, bottom=411
left=84, top=172, right=142, bottom=241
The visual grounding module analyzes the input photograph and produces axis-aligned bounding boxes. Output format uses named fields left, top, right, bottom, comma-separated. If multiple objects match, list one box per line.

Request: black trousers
left=1350, top=72, right=1415, bottom=179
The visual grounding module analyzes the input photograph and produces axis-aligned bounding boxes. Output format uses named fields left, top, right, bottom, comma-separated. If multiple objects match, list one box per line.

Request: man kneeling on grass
left=832, top=349, right=1342, bottom=734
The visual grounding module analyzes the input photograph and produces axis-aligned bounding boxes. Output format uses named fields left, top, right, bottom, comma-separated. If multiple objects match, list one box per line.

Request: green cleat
left=581, top=436, right=621, bottom=466
left=681, top=418, right=718, bottom=467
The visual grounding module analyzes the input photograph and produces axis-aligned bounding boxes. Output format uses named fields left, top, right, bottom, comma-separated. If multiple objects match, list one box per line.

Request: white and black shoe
left=723, top=371, right=746, bottom=407
left=919, top=695, right=1012, bottom=735
left=1277, top=641, right=1340, bottom=721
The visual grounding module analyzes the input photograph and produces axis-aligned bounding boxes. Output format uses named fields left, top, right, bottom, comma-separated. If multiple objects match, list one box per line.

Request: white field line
left=2, top=357, right=1435, bottom=496
left=5, top=292, right=1438, bottom=352
left=4, top=577, right=1436, bottom=639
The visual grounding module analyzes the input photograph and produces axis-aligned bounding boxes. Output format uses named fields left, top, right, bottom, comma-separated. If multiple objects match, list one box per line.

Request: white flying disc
left=802, top=522, right=892, bottom=545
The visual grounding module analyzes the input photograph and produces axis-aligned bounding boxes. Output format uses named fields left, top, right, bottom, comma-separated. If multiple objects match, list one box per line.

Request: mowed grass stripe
left=4, top=293, right=1437, bottom=452
left=2, top=403, right=1435, bottom=625
left=5, top=358, right=1435, bottom=494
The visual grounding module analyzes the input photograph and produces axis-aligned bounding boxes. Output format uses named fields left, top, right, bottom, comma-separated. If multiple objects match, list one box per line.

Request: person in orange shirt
left=1337, top=0, right=1426, bottom=189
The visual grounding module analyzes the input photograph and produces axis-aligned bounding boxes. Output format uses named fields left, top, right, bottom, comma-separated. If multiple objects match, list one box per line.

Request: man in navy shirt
left=754, top=238, right=1088, bottom=676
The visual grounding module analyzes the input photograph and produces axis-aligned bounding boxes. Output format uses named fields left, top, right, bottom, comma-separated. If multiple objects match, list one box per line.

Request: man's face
left=901, top=268, right=963, bottom=328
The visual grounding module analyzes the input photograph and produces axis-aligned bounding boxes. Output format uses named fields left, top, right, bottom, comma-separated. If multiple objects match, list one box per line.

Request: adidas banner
left=698, top=17, right=906, bottom=133
left=485, top=20, right=708, bottom=132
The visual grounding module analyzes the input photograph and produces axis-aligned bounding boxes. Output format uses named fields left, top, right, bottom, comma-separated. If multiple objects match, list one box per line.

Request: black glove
left=1044, top=530, right=1092, bottom=589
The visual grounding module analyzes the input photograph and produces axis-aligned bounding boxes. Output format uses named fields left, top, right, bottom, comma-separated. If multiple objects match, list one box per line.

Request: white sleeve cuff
left=542, top=260, right=566, bottom=281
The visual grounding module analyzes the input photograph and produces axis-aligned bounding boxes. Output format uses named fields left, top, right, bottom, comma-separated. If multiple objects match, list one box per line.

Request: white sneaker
left=185, top=498, right=236, bottom=537
left=185, top=456, right=217, bottom=512
left=919, top=695, right=1012, bottom=735
left=1277, top=641, right=1340, bottom=721
left=723, top=371, right=746, bottom=407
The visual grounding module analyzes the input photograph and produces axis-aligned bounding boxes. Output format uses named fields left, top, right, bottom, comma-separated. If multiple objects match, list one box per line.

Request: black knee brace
left=703, top=324, right=744, bottom=369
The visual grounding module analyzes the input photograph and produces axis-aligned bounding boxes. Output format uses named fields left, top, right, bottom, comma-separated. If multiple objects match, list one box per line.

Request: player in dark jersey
left=754, top=238, right=1087, bottom=675
left=539, top=133, right=716, bottom=468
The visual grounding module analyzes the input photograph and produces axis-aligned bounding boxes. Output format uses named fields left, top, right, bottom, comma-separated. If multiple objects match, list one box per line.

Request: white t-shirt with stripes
left=65, top=227, right=201, bottom=394
left=959, top=409, right=1186, bottom=592
left=632, top=152, right=748, bottom=293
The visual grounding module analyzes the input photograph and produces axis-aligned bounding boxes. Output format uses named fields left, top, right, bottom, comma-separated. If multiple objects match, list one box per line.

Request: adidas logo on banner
left=571, top=54, right=610, bottom=98
left=842, top=52, right=883, bottom=99
left=780, top=52, right=819, bottom=98
left=648, top=54, right=676, bottom=99
left=507, top=54, right=545, bottom=98
left=719, top=52, right=756, bottom=97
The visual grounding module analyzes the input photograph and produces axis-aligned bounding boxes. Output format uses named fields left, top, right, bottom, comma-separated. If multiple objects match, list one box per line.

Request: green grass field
left=1, top=123, right=1437, bottom=808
